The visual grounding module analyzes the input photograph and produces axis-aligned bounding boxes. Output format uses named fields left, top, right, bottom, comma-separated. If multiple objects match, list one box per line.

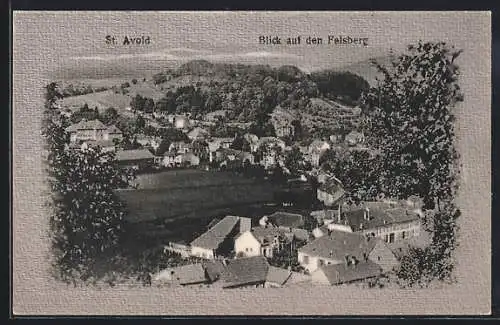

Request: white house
left=190, top=216, right=251, bottom=259
left=297, top=230, right=398, bottom=273
left=234, top=227, right=288, bottom=258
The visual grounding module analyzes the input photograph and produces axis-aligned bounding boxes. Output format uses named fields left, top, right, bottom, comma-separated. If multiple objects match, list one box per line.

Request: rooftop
left=249, top=226, right=286, bottom=245
left=266, top=266, right=292, bottom=285
left=299, top=230, right=378, bottom=261
left=220, top=256, right=269, bottom=288
left=342, top=205, right=420, bottom=232
left=190, top=216, right=240, bottom=250
left=66, top=119, right=108, bottom=132
left=319, top=260, right=382, bottom=285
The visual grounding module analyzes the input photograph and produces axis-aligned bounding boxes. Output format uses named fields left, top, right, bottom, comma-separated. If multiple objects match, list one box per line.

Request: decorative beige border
left=12, top=11, right=491, bottom=315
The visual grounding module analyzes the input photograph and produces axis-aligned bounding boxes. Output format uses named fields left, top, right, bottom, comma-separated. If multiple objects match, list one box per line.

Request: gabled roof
left=220, top=256, right=269, bottom=287
left=152, top=263, right=207, bottom=285
left=266, top=266, right=292, bottom=285
left=116, top=149, right=154, bottom=161
left=268, top=211, right=304, bottom=228
left=318, top=260, right=382, bottom=285
left=190, top=216, right=240, bottom=250
left=248, top=226, right=286, bottom=245
left=298, top=230, right=377, bottom=262
left=202, top=260, right=226, bottom=282
left=342, top=204, right=420, bottom=232
left=65, top=119, right=107, bottom=132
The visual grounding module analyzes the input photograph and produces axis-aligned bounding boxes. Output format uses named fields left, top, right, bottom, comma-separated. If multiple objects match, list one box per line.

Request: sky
left=13, top=11, right=485, bottom=79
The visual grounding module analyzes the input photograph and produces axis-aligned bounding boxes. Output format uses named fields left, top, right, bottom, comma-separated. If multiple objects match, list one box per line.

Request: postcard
left=12, top=11, right=491, bottom=315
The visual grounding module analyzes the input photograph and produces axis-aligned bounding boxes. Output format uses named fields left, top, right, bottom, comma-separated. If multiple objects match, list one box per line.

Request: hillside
left=332, top=55, right=395, bottom=86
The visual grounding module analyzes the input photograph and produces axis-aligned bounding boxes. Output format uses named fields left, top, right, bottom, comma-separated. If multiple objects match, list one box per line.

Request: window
left=303, top=255, right=309, bottom=264
left=245, top=248, right=249, bottom=252
left=389, top=233, right=395, bottom=243
left=384, top=234, right=389, bottom=243
left=318, top=259, right=324, bottom=267
left=401, top=231, right=407, bottom=239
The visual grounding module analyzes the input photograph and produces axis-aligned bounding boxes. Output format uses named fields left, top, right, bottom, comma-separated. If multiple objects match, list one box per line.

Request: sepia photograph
left=12, top=11, right=491, bottom=315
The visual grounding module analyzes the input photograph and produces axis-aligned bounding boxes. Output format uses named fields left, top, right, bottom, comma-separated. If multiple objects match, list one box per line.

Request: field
left=117, top=169, right=284, bottom=245
left=118, top=169, right=281, bottom=223
left=58, top=79, right=165, bottom=113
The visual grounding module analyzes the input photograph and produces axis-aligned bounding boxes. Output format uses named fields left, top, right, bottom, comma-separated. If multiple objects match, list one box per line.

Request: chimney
left=239, top=217, right=252, bottom=233
left=363, top=207, right=370, bottom=220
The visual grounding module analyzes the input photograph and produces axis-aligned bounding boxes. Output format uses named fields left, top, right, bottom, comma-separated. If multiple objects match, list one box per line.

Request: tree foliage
left=360, top=41, right=463, bottom=286
left=362, top=41, right=463, bottom=209
left=43, top=111, right=135, bottom=283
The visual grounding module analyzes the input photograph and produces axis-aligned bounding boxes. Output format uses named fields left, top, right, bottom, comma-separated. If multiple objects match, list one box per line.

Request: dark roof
left=190, top=216, right=240, bottom=250
left=266, top=266, right=292, bottom=285
left=319, top=260, right=382, bottom=285
left=220, top=256, right=269, bottom=288
left=342, top=206, right=420, bottom=232
left=299, top=230, right=377, bottom=261
left=116, top=149, right=154, bottom=161
left=202, top=260, right=226, bottom=282
left=66, top=119, right=107, bottom=132
left=249, top=226, right=286, bottom=245
left=268, top=211, right=304, bottom=228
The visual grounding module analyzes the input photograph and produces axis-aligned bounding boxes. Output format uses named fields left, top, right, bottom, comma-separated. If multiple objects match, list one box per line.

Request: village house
left=257, top=137, right=286, bottom=151
left=190, top=216, right=252, bottom=260
left=326, top=202, right=422, bottom=244
left=166, top=114, right=191, bottom=130
left=218, top=256, right=270, bottom=289
left=297, top=230, right=398, bottom=273
left=308, top=139, right=331, bottom=167
left=115, top=148, right=155, bottom=169
left=162, top=152, right=177, bottom=168
left=213, top=148, right=254, bottom=168
left=66, top=119, right=123, bottom=143
left=234, top=226, right=288, bottom=258
left=208, top=138, right=235, bottom=162
left=345, top=130, right=365, bottom=146
left=317, top=177, right=345, bottom=207
left=243, top=133, right=260, bottom=152
left=265, top=266, right=292, bottom=288
left=311, top=260, right=382, bottom=286
left=174, top=152, right=200, bottom=167
left=187, top=127, right=209, bottom=141
left=204, top=110, right=228, bottom=123
left=270, top=107, right=296, bottom=138
left=169, top=141, right=192, bottom=154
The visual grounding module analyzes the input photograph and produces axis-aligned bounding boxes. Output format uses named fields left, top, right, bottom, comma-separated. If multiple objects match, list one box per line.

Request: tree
left=45, top=82, right=63, bottom=109
left=284, top=147, right=304, bottom=176
left=143, top=98, right=154, bottom=114
left=361, top=41, right=463, bottom=286
left=135, top=115, right=146, bottom=132
left=362, top=41, right=463, bottom=210
left=44, top=117, right=135, bottom=282
left=101, top=107, right=119, bottom=125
